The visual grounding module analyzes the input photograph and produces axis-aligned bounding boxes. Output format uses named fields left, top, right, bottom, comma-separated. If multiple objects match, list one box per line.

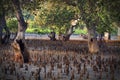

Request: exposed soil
left=0, top=39, right=120, bottom=80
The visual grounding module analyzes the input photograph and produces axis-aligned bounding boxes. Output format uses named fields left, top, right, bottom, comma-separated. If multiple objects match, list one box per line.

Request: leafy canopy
left=33, top=1, right=79, bottom=34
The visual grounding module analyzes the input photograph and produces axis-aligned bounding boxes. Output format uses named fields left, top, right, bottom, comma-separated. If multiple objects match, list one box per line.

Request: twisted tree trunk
left=11, top=0, right=29, bottom=63
left=63, top=26, right=75, bottom=41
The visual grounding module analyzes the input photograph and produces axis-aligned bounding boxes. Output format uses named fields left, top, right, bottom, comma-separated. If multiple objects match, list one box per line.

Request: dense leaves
left=33, top=1, right=79, bottom=34
left=0, top=0, right=119, bottom=35
left=63, top=0, right=119, bottom=34
left=7, top=18, right=18, bottom=32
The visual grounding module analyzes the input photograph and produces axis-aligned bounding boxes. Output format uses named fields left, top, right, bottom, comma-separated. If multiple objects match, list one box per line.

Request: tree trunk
left=0, top=5, right=10, bottom=44
left=0, top=7, right=4, bottom=45
left=87, top=27, right=99, bottom=54
left=2, top=12, right=10, bottom=44
left=63, top=26, right=75, bottom=41
left=0, top=26, right=3, bottom=45
left=3, top=25, right=10, bottom=44
left=104, top=32, right=111, bottom=41
left=58, top=32, right=63, bottom=40
left=0, top=3, right=3, bottom=45
left=11, top=0, right=29, bottom=63
left=48, top=31, right=56, bottom=41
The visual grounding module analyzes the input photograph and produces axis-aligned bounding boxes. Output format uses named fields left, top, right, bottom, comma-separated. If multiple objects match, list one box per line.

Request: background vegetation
left=3, top=0, right=119, bottom=35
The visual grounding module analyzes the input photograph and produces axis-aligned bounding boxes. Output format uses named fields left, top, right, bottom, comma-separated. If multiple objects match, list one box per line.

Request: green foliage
left=75, top=0, right=119, bottom=35
left=26, top=26, right=87, bottom=35
left=33, top=1, right=79, bottom=34
left=95, top=0, right=119, bottom=34
left=102, top=0, right=120, bottom=23
left=74, top=28, right=87, bottom=34
left=23, top=11, right=34, bottom=22
left=26, top=27, right=51, bottom=34
left=31, top=0, right=119, bottom=35
left=3, top=0, right=119, bottom=35
left=6, top=18, right=18, bottom=32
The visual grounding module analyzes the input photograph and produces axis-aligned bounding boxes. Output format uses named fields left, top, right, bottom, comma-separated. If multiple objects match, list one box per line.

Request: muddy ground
left=0, top=39, right=120, bottom=80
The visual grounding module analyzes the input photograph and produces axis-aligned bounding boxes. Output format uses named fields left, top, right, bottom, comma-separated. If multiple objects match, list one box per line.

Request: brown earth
left=0, top=39, right=120, bottom=80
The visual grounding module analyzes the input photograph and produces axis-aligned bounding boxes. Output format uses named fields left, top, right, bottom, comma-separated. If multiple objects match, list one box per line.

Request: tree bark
left=48, top=31, right=56, bottom=41
left=63, top=26, right=75, bottom=41
left=0, top=7, right=10, bottom=44
left=87, top=27, right=99, bottom=54
left=0, top=26, right=3, bottom=45
left=58, top=32, right=63, bottom=40
left=12, top=0, right=29, bottom=63
left=0, top=1, right=3, bottom=45
left=2, top=12, right=10, bottom=44
left=0, top=7, right=4, bottom=44
left=0, top=4, right=11, bottom=45
left=3, top=25, right=10, bottom=44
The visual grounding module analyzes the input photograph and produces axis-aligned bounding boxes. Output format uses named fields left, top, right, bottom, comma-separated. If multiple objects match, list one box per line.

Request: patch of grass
left=26, top=28, right=51, bottom=34
left=74, top=29, right=87, bottom=34
left=26, top=27, right=87, bottom=35
left=26, top=28, right=35, bottom=33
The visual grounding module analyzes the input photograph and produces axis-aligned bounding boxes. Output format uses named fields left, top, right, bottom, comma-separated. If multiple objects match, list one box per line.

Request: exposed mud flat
left=0, top=39, right=120, bottom=80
